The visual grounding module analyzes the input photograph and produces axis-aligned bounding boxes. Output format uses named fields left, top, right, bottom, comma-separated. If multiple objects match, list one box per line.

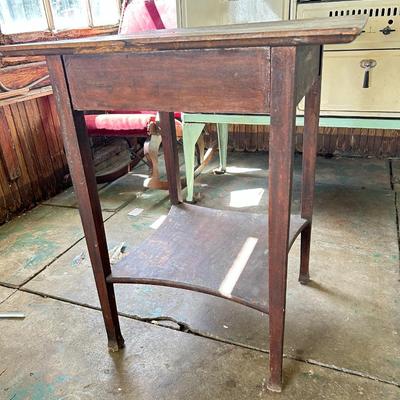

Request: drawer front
left=64, top=48, right=271, bottom=114
left=297, top=0, right=400, bottom=51
left=299, top=50, right=400, bottom=116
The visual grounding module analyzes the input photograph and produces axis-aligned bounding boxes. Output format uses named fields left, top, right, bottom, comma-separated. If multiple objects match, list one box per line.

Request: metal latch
left=360, top=59, right=377, bottom=89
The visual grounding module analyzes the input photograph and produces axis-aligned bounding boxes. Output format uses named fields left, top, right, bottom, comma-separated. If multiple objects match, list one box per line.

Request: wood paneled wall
left=0, top=94, right=67, bottom=224
left=206, top=124, right=400, bottom=158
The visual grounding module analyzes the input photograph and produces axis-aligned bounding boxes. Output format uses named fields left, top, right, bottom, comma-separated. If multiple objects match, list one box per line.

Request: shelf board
left=108, top=204, right=309, bottom=313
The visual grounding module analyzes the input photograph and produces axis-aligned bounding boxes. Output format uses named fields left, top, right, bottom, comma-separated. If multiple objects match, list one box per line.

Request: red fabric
left=85, top=113, right=156, bottom=136
left=144, top=0, right=165, bottom=29
left=120, top=0, right=176, bottom=34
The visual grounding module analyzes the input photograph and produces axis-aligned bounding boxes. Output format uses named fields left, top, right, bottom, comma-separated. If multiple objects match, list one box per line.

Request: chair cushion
left=85, top=113, right=156, bottom=136
left=120, top=0, right=177, bottom=34
left=87, top=2, right=180, bottom=138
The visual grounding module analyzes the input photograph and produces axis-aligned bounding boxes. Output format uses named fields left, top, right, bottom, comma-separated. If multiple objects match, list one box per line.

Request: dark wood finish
left=0, top=16, right=365, bottom=391
left=0, top=16, right=367, bottom=57
left=295, top=45, right=321, bottom=105
left=64, top=48, right=270, bottom=113
left=268, top=46, right=297, bottom=392
left=109, top=204, right=308, bottom=312
left=46, top=55, right=124, bottom=351
left=159, top=112, right=183, bottom=204
left=300, top=75, right=322, bottom=284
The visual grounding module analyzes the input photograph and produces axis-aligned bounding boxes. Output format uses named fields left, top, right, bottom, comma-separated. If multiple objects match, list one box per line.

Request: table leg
left=182, top=122, right=205, bottom=202
left=215, top=123, right=228, bottom=174
left=300, top=75, right=322, bottom=284
left=159, top=112, right=183, bottom=205
left=46, top=56, right=124, bottom=351
left=268, top=47, right=297, bottom=392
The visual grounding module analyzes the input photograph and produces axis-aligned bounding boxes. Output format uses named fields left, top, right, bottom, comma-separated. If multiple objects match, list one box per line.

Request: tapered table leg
left=46, top=55, right=124, bottom=351
left=267, top=47, right=297, bottom=392
left=159, top=112, right=183, bottom=205
left=215, top=123, right=228, bottom=174
left=300, top=74, right=322, bottom=284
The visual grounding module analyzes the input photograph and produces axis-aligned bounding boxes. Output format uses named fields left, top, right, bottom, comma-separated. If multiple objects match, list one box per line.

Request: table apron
left=63, top=47, right=271, bottom=114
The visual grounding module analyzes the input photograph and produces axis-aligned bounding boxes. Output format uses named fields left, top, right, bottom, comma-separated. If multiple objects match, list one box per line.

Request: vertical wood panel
left=0, top=94, right=67, bottom=225
left=3, top=105, right=34, bottom=208
left=205, top=124, right=399, bottom=157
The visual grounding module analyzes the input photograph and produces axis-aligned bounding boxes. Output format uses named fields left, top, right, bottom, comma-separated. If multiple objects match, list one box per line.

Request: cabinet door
left=298, top=50, right=400, bottom=117
left=178, top=0, right=289, bottom=28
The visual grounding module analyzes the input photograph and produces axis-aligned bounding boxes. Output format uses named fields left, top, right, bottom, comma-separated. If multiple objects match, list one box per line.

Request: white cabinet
left=177, top=0, right=290, bottom=28
left=297, top=0, right=400, bottom=117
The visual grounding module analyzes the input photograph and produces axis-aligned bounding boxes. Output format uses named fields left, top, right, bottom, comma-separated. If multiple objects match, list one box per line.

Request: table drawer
left=64, top=48, right=271, bottom=114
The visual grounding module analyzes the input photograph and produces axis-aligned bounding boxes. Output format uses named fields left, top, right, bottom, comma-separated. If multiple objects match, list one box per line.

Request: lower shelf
left=107, top=204, right=309, bottom=313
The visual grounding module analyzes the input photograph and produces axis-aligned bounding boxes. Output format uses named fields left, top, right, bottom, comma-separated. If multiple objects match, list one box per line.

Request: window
left=0, top=0, right=120, bottom=34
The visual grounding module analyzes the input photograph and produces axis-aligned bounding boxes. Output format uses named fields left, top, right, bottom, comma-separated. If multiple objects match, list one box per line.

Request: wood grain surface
left=0, top=16, right=367, bottom=56
left=64, top=48, right=270, bottom=113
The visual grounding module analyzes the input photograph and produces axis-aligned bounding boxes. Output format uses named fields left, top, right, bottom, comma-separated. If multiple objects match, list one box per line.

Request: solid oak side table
left=0, top=15, right=366, bottom=392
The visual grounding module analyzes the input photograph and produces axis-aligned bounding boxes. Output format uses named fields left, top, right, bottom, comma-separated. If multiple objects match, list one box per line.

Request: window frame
left=0, top=0, right=121, bottom=42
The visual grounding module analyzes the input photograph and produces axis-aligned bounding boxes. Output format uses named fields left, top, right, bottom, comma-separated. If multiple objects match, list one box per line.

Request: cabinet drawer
left=299, top=50, right=400, bottom=116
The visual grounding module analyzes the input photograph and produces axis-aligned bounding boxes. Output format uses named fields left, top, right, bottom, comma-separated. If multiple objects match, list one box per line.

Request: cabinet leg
left=182, top=122, right=205, bottom=202
left=46, top=56, right=124, bottom=351
left=300, top=75, right=321, bottom=284
left=268, top=47, right=297, bottom=392
left=215, top=123, right=228, bottom=174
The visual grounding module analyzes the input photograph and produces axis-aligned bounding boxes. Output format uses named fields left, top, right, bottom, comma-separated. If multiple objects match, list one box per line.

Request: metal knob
left=380, top=26, right=396, bottom=35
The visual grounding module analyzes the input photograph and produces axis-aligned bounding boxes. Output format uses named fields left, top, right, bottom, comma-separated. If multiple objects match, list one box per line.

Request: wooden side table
left=0, top=16, right=366, bottom=392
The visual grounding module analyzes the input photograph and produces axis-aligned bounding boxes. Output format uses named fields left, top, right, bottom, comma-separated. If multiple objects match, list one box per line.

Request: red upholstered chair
left=85, top=0, right=188, bottom=188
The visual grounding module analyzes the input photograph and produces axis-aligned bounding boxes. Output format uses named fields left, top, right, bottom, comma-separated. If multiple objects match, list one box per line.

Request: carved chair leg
left=143, top=133, right=162, bottom=182
left=300, top=75, right=321, bottom=284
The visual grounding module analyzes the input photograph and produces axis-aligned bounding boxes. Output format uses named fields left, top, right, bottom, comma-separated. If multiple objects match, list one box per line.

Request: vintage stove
left=297, top=0, right=400, bottom=117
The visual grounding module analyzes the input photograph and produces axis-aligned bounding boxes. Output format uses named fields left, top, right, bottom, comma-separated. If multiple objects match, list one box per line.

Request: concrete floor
left=0, top=151, right=399, bottom=399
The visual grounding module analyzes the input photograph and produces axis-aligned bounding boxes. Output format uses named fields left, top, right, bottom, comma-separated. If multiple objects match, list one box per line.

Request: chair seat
left=85, top=113, right=157, bottom=136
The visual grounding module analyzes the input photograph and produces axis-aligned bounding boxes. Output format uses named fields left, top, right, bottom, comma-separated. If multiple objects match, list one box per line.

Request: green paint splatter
left=9, top=374, right=72, bottom=400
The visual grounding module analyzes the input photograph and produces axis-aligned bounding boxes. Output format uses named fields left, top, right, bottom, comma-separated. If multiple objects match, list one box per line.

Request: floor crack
left=7, top=285, right=400, bottom=390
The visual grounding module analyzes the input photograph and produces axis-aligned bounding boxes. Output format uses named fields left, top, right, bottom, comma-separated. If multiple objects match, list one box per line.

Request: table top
left=0, top=15, right=367, bottom=57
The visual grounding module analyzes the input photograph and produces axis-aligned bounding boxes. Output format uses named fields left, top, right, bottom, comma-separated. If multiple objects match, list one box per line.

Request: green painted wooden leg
left=183, top=122, right=205, bottom=203
left=216, top=123, right=228, bottom=174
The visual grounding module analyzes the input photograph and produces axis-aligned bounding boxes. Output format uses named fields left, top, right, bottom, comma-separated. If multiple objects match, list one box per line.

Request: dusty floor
left=0, top=150, right=399, bottom=399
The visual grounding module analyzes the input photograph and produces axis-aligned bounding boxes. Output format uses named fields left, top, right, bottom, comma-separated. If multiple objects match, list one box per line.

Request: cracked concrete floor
left=0, top=152, right=399, bottom=399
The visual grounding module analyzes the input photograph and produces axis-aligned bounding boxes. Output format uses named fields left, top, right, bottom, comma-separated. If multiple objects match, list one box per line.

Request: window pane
left=90, top=0, right=119, bottom=27
left=50, top=0, right=89, bottom=30
left=0, top=0, right=48, bottom=34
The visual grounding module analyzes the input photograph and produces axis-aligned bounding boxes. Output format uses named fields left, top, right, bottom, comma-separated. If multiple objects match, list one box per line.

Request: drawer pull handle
left=360, top=59, right=377, bottom=89
left=380, top=26, right=396, bottom=35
